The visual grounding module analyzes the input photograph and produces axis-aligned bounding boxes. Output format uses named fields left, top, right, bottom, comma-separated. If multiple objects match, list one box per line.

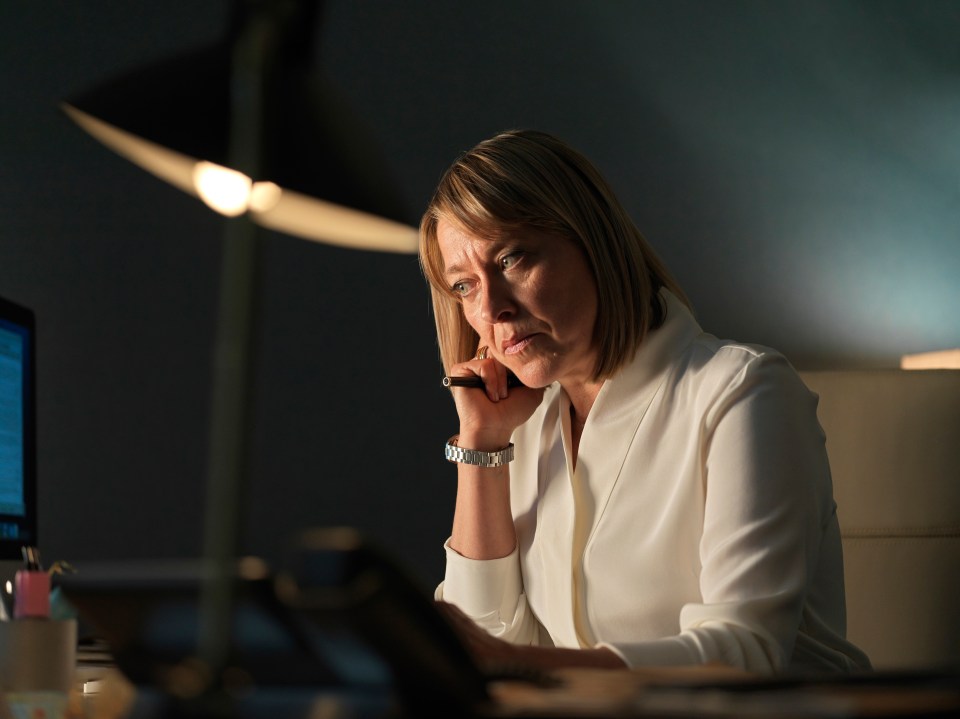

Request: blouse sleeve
left=602, top=352, right=858, bottom=672
left=434, top=539, right=542, bottom=646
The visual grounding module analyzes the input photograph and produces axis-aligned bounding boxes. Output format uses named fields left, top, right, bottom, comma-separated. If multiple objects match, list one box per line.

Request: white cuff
left=436, top=538, right=523, bottom=622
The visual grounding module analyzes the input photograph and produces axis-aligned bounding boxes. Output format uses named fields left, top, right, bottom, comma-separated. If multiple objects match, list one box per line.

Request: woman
left=419, top=129, right=869, bottom=674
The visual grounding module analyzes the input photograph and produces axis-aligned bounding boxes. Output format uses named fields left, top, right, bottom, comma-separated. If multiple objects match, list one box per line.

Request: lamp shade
left=62, top=2, right=418, bottom=253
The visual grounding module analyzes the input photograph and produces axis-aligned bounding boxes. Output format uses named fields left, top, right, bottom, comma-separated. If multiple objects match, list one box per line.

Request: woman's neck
left=564, top=379, right=602, bottom=423
left=563, top=380, right=603, bottom=469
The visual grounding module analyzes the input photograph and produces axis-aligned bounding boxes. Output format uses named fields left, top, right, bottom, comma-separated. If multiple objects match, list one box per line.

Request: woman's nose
left=478, top=279, right=516, bottom=323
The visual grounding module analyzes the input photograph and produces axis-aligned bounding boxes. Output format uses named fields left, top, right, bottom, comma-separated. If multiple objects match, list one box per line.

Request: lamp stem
left=199, top=215, right=262, bottom=673
left=199, top=4, right=274, bottom=686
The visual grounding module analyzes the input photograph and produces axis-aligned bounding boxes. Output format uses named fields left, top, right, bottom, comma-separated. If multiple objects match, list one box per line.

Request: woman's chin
left=518, top=377, right=552, bottom=390
left=512, top=364, right=556, bottom=390
left=511, top=352, right=598, bottom=391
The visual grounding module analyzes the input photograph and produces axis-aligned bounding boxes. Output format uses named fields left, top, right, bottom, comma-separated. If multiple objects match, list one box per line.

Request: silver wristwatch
left=444, top=434, right=514, bottom=467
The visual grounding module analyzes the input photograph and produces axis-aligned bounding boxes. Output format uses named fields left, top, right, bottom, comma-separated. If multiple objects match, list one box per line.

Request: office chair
left=801, top=369, right=960, bottom=670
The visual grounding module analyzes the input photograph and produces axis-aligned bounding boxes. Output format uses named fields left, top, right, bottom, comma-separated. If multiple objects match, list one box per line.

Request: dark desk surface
left=487, top=666, right=960, bottom=718
left=75, top=664, right=960, bottom=719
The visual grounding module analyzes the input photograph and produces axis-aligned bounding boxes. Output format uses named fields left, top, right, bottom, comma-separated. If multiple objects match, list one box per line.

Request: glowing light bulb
left=192, top=162, right=253, bottom=217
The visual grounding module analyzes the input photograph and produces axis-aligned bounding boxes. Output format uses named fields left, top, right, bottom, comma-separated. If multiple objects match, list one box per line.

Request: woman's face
left=436, top=217, right=599, bottom=390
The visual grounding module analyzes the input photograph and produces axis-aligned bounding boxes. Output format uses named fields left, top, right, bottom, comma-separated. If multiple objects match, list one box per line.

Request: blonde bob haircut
left=420, top=129, right=689, bottom=381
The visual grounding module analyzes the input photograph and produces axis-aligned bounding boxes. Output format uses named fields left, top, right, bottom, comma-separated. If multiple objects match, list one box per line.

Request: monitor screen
left=0, top=295, right=37, bottom=561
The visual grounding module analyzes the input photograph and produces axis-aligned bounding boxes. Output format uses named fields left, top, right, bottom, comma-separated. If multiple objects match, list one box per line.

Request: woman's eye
left=499, top=252, right=522, bottom=270
left=451, top=281, right=470, bottom=297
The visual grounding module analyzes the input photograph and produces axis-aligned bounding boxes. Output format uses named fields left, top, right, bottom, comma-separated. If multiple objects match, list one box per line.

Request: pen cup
left=0, top=619, right=77, bottom=718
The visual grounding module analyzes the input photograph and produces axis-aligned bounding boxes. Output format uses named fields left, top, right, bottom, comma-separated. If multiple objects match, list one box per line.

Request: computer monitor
left=0, top=295, right=38, bottom=585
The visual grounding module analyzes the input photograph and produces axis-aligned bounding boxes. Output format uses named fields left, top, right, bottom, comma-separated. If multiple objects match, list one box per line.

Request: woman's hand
left=446, top=350, right=544, bottom=561
left=447, top=355, right=545, bottom=450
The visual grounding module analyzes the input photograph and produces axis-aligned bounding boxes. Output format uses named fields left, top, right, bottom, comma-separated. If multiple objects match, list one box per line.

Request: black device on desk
left=58, top=528, right=489, bottom=718
left=0, top=295, right=39, bottom=600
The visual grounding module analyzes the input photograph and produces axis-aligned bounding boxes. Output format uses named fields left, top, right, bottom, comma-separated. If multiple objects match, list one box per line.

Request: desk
left=74, top=665, right=960, bottom=719
left=488, top=667, right=960, bottom=717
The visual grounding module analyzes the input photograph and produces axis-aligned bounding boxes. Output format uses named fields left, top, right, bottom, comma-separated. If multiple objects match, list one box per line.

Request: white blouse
left=437, top=292, right=870, bottom=673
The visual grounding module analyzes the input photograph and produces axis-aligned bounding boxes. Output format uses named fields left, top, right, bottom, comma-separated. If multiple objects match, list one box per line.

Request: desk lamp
left=61, top=3, right=415, bottom=253
left=62, top=0, right=417, bottom=710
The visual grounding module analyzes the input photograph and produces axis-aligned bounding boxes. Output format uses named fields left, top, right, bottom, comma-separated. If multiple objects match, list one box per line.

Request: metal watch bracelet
left=444, top=434, right=514, bottom=467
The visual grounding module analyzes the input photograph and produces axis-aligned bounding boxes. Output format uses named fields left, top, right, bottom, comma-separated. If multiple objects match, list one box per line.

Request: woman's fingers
left=451, top=357, right=508, bottom=402
left=446, top=356, right=546, bottom=447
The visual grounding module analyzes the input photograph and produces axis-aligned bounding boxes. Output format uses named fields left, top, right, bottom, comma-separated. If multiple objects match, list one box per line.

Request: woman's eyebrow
left=443, top=261, right=465, bottom=278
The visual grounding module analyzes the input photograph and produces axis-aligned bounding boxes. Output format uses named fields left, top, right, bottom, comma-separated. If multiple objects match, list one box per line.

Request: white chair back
left=801, top=369, right=960, bottom=669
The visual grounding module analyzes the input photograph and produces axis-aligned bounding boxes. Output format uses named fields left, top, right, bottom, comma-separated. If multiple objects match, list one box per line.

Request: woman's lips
left=502, top=334, right=536, bottom=356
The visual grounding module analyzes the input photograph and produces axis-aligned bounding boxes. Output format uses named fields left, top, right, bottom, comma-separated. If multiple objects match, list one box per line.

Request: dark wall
left=1, top=1, right=957, bottom=587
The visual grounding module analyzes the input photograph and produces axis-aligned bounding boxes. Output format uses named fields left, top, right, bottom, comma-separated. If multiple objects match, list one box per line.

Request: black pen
left=443, top=373, right=525, bottom=389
